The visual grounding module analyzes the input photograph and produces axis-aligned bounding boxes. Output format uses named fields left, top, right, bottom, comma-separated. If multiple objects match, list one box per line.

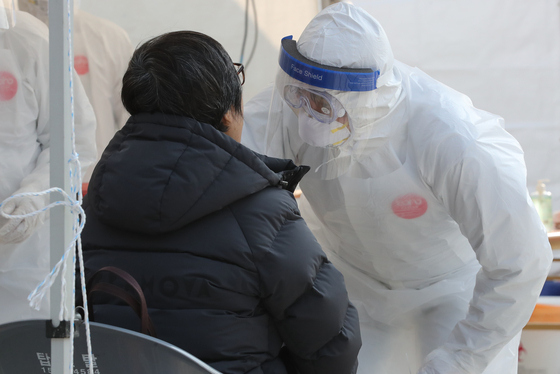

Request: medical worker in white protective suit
left=242, top=3, right=552, bottom=374
left=18, top=0, right=133, bottom=180
left=0, top=5, right=97, bottom=325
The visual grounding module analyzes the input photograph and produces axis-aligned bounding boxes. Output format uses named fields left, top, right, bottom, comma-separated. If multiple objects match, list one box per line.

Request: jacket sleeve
left=256, top=206, right=361, bottom=374
left=418, top=123, right=552, bottom=373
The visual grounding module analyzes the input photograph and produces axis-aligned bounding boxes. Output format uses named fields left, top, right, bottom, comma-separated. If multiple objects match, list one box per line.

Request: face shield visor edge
left=277, top=36, right=385, bottom=149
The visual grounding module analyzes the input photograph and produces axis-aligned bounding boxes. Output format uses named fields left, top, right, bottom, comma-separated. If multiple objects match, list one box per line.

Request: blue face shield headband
left=278, top=36, right=380, bottom=91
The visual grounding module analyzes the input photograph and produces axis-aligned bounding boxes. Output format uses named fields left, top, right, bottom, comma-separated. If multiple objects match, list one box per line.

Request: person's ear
left=222, top=110, right=235, bottom=129
left=222, top=108, right=243, bottom=142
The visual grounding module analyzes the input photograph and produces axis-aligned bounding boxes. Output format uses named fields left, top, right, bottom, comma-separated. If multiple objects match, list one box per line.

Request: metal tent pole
left=49, top=0, right=74, bottom=372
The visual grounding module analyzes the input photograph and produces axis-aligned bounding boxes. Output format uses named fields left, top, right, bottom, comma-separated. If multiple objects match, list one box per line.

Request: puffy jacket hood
left=87, top=113, right=308, bottom=235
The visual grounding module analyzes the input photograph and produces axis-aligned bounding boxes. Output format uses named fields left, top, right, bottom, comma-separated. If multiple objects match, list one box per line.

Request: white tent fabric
left=79, top=0, right=321, bottom=102
left=352, top=0, right=560, bottom=212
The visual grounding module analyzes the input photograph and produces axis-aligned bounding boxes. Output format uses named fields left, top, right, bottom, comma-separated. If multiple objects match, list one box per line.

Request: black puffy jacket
left=80, top=113, right=361, bottom=374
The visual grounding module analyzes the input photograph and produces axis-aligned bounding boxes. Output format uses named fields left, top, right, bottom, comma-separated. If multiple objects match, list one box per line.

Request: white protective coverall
left=0, top=7, right=97, bottom=325
left=74, top=9, right=132, bottom=180
left=18, top=0, right=133, bottom=180
left=242, top=3, right=552, bottom=374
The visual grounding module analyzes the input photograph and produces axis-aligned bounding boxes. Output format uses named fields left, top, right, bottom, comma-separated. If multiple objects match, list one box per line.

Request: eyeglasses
left=233, top=63, right=245, bottom=86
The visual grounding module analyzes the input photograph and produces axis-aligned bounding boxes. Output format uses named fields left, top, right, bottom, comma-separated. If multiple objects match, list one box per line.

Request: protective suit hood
left=297, top=2, right=403, bottom=133
left=298, top=2, right=394, bottom=75
left=268, top=3, right=407, bottom=180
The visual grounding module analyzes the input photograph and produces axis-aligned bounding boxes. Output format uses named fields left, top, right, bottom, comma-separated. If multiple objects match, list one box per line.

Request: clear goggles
left=283, top=85, right=346, bottom=124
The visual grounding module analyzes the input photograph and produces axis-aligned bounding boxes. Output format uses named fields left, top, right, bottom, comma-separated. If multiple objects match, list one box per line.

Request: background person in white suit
left=19, top=0, right=133, bottom=181
left=0, top=5, right=96, bottom=324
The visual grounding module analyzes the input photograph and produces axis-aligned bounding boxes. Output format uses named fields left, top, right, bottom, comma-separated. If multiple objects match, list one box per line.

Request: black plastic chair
left=0, top=319, right=220, bottom=374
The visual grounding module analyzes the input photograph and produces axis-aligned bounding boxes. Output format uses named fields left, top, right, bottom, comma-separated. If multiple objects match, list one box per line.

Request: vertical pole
left=49, top=0, right=74, bottom=373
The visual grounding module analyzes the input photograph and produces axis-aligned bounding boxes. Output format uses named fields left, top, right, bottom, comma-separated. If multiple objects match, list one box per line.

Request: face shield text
left=290, top=64, right=323, bottom=82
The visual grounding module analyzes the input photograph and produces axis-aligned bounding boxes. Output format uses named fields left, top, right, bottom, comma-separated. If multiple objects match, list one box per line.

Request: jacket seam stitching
left=283, top=259, right=327, bottom=320
left=194, top=131, right=279, bottom=184
left=94, top=118, right=135, bottom=212
left=265, top=213, right=290, bottom=302
left=169, top=141, right=235, bottom=228
left=227, top=205, right=267, bottom=296
left=159, top=131, right=194, bottom=229
left=229, top=205, right=292, bottom=299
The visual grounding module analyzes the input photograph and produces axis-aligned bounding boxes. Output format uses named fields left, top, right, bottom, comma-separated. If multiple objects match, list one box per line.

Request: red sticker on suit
left=0, top=72, right=18, bottom=101
left=74, top=55, right=89, bottom=75
left=391, top=194, right=428, bottom=219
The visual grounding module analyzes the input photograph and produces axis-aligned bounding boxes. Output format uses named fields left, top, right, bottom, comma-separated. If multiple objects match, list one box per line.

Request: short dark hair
left=121, top=31, right=242, bottom=132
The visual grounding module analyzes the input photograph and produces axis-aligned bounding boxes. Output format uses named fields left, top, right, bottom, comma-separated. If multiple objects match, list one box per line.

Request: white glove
left=0, top=196, right=44, bottom=244
left=417, top=361, right=458, bottom=374
left=417, top=347, right=473, bottom=374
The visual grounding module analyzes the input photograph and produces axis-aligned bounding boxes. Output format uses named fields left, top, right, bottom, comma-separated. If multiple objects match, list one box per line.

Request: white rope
left=66, top=0, right=94, bottom=371
left=0, top=168, right=94, bottom=374
left=4, top=187, right=85, bottom=311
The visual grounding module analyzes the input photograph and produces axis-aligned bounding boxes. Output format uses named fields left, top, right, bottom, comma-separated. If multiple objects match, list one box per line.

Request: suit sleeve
left=418, top=123, right=552, bottom=373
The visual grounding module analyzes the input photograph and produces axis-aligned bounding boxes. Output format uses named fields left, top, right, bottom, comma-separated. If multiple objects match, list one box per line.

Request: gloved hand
left=417, top=361, right=458, bottom=374
left=418, top=361, right=464, bottom=374
left=416, top=347, right=472, bottom=374
left=0, top=196, right=44, bottom=244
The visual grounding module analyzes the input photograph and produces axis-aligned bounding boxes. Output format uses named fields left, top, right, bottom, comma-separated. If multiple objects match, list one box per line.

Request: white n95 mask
left=298, top=110, right=351, bottom=148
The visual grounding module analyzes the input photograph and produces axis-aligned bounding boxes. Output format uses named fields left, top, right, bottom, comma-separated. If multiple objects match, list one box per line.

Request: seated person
left=78, top=31, right=361, bottom=374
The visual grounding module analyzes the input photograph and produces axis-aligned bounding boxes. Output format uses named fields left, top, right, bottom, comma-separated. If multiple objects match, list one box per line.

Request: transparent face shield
left=265, top=36, right=392, bottom=180
left=283, top=84, right=351, bottom=148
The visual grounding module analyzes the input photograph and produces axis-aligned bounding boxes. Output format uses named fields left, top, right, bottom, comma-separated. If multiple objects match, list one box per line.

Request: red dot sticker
left=391, top=194, right=428, bottom=219
left=0, top=71, right=18, bottom=101
left=74, top=55, right=89, bottom=75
